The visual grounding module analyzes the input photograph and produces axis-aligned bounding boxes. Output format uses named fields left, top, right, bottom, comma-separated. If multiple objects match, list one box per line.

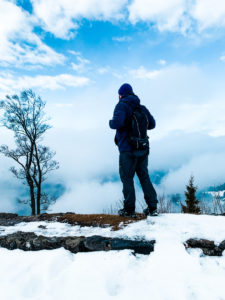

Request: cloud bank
left=0, top=73, right=90, bottom=95
left=1, top=62, right=225, bottom=213
left=42, top=63, right=225, bottom=213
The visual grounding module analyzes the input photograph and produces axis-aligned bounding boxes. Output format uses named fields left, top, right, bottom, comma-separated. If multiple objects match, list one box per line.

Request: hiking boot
left=143, top=207, right=158, bottom=217
left=118, top=209, right=137, bottom=218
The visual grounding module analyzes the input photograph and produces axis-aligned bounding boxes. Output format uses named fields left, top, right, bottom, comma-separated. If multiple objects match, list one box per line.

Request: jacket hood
left=120, top=94, right=140, bottom=109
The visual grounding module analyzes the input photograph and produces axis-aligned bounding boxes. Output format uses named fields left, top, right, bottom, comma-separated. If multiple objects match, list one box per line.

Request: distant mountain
left=208, top=183, right=225, bottom=192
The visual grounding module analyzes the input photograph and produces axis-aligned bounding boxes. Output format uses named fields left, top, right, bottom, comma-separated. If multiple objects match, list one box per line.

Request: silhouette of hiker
left=109, top=83, right=158, bottom=217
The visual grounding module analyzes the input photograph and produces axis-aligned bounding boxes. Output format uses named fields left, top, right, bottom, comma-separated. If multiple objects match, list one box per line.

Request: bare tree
left=158, top=193, right=173, bottom=213
left=198, top=195, right=212, bottom=215
left=0, top=90, right=59, bottom=215
left=212, top=192, right=225, bottom=215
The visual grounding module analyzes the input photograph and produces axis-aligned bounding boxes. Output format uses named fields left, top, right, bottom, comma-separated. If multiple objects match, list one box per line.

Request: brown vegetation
left=0, top=212, right=147, bottom=231
left=58, top=213, right=146, bottom=231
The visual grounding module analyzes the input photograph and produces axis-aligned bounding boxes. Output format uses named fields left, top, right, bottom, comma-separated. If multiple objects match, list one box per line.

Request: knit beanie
left=118, top=83, right=133, bottom=97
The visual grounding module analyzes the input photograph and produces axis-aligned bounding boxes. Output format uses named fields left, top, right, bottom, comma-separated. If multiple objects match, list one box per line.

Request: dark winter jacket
left=109, top=94, right=156, bottom=152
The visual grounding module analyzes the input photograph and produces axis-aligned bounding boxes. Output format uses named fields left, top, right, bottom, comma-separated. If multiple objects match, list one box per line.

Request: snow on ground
left=0, top=214, right=225, bottom=300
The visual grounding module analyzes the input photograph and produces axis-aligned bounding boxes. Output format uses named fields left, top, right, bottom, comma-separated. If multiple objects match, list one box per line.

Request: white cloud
left=51, top=180, right=122, bottom=214
left=129, top=66, right=162, bottom=79
left=68, top=50, right=82, bottom=56
left=128, top=0, right=225, bottom=33
left=191, top=0, right=225, bottom=31
left=0, top=73, right=89, bottom=94
left=71, top=54, right=90, bottom=73
left=31, top=0, right=128, bottom=39
left=128, top=0, right=187, bottom=31
left=0, top=0, right=65, bottom=67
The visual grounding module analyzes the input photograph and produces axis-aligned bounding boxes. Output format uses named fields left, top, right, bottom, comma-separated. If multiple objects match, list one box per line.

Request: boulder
left=185, top=238, right=225, bottom=256
left=0, top=231, right=155, bottom=255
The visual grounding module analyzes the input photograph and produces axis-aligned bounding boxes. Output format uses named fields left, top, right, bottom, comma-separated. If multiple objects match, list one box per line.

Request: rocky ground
left=0, top=212, right=225, bottom=257
left=0, top=212, right=154, bottom=255
left=0, top=212, right=146, bottom=230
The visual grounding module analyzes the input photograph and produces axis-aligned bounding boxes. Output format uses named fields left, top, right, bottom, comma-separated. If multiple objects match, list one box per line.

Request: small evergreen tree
left=182, top=176, right=201, bottom=214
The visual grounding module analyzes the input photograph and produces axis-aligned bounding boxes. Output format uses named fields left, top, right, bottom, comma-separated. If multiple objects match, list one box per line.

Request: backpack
left=127, top=106, right=149, bottom=150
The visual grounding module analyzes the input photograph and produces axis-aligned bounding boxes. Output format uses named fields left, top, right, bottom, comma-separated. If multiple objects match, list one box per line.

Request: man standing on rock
left=109, top=83, right=158, bottom=217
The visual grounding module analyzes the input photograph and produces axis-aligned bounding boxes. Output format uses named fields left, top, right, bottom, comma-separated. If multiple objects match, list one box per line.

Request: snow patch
left=0, top=214, right=225, bottom=299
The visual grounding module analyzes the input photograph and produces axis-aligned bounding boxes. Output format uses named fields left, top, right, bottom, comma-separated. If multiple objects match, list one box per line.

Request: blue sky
left=1, top=0, right=225, bottom=213
left=1, top=0, right=225, bottom=89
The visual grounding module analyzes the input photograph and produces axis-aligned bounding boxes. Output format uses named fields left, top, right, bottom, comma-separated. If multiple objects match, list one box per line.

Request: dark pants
left=119, top=150, right=158, bottom=213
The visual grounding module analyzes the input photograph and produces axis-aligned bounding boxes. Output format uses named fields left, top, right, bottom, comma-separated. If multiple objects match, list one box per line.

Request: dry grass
left=0, top=212, right=147, bottom=231
left=58, top=213, right=146, bottom=231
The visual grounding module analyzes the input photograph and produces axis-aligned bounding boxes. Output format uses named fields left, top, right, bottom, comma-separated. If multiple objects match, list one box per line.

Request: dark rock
left=0, top=231, right=155, bottom=255
left=185, top=238, right=224, bottom=256
left=219, top=240, right=225, bottom=251
left=0, top=213, right=18, bottom=219
left=0, top=213, right=20, bottom=226
left=0, top=213, right=66, bottom=226
left=83, top=236, right=112, bottom=252
left=38, top=225, right=47, bottom=229
left=110, top=238, right=155, bottom=255
left=21, top=213, right=63, bottom=223
left=83, top=236, right=155, bottom=255
left=64, top=237, right=85, bottom=253
left=186, top=238, right=215, bottom=249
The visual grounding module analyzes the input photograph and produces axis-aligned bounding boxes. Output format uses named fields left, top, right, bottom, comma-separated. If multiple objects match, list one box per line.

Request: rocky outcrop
left=0, top=213, right=22, bottom=226
left=185, top=238, right=225, bottom=256
left=0, top=212, right=146, bottom=230
left=0, top=231, right=155, bottom=255
left=0, top=213, right=65, bottom=226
